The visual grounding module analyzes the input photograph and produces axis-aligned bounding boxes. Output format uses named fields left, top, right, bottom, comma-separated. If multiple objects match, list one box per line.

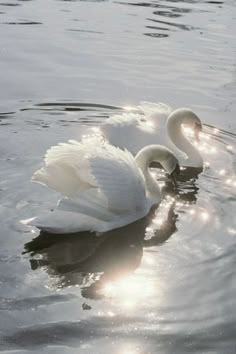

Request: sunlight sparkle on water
left=199, top=132, right=210, bottom=140
left=143, top=253, right=155, bottom=266
left=227, top=227, right=236, bottom=235
left=152, top=217, right=165, bottom=227
left=226, top=145, right=233, bottom=151
left=118, top=345, right=141, bottom=354
left=210, top=147, right=217, bottom=154
left=102, top=275, right=155, bottom=310
left=201, top=211, right=210, bottom=221
left=107, top=311, right=115, bottom=317
left=219, top=169, right=226, bottom=176
left=123, top=105, right=138, bottom=111
left=91, top=126, right=101, bottom=134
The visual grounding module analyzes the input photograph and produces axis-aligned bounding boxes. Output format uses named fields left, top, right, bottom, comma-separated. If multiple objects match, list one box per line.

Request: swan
left=21, top=137, right=179, bottom=234
left=100, top=101, right=203, bottom=168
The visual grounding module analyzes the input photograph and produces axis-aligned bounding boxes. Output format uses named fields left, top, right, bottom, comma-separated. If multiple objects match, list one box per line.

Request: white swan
left=22, top=138, right=179, bottom=234
left=101, top=101, right=203, bottom=168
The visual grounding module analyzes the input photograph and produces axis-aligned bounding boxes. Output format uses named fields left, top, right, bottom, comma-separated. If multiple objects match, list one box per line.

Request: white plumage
left=22, top=137, right=179, bottom=234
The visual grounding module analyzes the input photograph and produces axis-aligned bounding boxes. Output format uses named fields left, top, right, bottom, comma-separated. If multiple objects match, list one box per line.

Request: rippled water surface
left=0, top=0, right=236, bottom=353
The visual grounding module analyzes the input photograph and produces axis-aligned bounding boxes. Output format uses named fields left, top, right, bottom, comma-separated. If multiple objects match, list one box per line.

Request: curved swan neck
left=167, top=108, right=203, bottom=167
left=135, top=145, right=174, bottom=202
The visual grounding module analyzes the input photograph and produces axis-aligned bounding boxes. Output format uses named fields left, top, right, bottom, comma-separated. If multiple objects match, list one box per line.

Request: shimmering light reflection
left=217, top=169, right=236, bottom=188
left=123, top=105, right=138, bottom=111
left=200, top=132, right=210, bottom=141
left=183, top=126, right=194, bottom=138
left=191, top=130, right=221, bottom=157
left=186, top=206, right=212, bottom=224
left=226, top=145, right=233, bottom=151
left=219, top=169, right=226, bottom=176
left=102, top=275, right=155, bottom=310
left=118, top=345, right=141, bottom=354
left=143, top=253, right=155, bottom=266
left=147, top=196, right=175, bottom=235
left=227, top=227, right=236, bottom=235
left=91, top=126, right=101, bottom=134
left=189, top=209, right=195, bottom=215
left=201, top=211, right=210, bottom=221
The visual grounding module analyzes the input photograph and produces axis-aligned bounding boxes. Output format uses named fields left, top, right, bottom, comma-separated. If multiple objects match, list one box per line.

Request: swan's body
left=101, top=102, right=203, bottom=168
left=22, top=138, right=179, bottom=234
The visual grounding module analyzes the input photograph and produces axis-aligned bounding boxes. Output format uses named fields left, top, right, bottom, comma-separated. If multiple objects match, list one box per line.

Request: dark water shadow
left=0, top=3, right=21, bottom=6
left=2, top=20, right=42, bottom=25
left=20, top=101, right=121, bottom=113
left=23, top=202, right=178, bottom=299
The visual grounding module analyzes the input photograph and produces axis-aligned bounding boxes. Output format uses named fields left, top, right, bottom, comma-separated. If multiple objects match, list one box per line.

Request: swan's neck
left=167, top=110, right=203, bottom=167
left=135, top=147, right=162, bottom=203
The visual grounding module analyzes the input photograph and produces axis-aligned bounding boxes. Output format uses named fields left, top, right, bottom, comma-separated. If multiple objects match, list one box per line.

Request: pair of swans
left=23, top=102, right=203, bottom=234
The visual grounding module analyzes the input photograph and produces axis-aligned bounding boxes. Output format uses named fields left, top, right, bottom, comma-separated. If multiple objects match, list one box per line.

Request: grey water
left=0, top=0, right=236, bottom=353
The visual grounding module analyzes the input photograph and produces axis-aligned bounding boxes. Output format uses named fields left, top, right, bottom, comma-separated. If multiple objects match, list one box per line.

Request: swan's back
left=101, top=103, right=173, bottom=155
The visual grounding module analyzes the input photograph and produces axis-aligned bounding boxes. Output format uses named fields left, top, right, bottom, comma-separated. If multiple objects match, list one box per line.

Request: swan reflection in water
left=24, top=173, right=199, bottom=302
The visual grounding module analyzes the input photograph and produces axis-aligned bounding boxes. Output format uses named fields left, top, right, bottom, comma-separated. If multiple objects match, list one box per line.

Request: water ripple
left=2, top=20, right=42, bottom=25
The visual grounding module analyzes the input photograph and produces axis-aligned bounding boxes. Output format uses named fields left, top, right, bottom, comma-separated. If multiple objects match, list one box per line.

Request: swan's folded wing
left=90, top=146, right=147, bottom=212
left=101, top=112, right=154, bottom=153
left=32, top=140, right=98, bottom=196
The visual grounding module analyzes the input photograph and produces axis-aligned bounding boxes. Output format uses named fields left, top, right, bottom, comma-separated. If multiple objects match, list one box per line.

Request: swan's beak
left=170, top=163, right=180, bottom=188
left=194, top=123, right=202, bottom=142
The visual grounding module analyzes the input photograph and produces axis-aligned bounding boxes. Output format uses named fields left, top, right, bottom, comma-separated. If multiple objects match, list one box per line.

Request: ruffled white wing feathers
left=32, top=138, right=147, bottom=213
left=32, top=140, right=97, bottom=196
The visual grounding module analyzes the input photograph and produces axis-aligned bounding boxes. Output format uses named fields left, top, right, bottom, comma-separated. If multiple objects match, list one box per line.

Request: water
left=0, top=0, right=236, bottom=353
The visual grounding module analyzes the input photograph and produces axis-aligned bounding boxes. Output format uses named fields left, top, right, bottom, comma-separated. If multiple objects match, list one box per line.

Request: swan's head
left=169, top=108, right=202, bottom=140
left=135, top=145, right=180, bottom=186
left=180, top=108, right=202, bottom=140
left=153, top=146, right=180, bottom=187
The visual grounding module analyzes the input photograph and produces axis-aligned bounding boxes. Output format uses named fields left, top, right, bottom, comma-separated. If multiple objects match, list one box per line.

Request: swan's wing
left=57, top=189, right=116, bottom=221
left=32, top=139, right=101, bottom=196
left=101, top=112, right=156, bottom=154
left=138, top=101, right=173, bottom=117
left=89, top=146, right=147, bottom=212
left=32, top=138, right=146, bottom=212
